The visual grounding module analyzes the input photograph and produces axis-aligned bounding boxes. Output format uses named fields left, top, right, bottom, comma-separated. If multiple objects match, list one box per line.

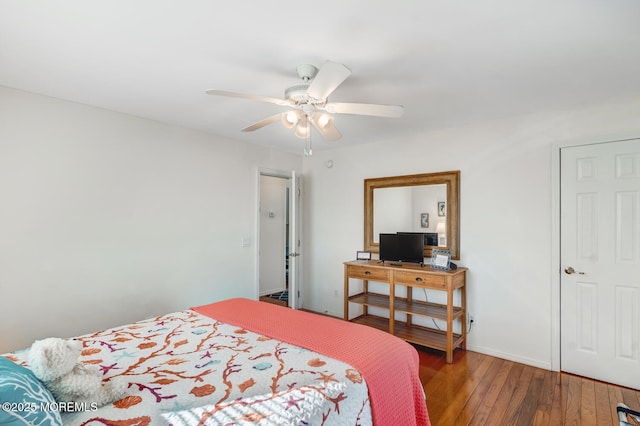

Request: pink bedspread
left=193, top=298, right=430, bottom=426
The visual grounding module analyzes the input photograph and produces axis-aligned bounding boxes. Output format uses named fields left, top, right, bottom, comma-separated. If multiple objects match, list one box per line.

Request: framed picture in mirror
left=420, top=213, right=429, bottom=228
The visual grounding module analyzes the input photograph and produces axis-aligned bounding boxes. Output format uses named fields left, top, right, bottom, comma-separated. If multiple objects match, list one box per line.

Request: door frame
left=550, top=134, right=640, bottom=372
left=255, top=167, right=299, bottom=304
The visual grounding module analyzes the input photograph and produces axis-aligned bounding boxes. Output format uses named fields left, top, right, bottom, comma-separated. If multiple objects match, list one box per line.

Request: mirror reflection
left=373, top=184, right=447, bottom=245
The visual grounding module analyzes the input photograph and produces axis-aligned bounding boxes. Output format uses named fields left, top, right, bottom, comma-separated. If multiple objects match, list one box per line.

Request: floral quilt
left=7, top=310, right=371, bottom=425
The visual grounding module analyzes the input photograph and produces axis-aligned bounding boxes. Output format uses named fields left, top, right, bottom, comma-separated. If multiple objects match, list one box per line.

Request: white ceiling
left=2, top=1, right=640, bottom=154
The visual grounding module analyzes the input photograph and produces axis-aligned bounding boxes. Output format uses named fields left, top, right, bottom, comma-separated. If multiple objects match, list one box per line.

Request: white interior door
left=560, top=138, right=640, bottom=389
left=288, top=171, right=302, bottom=309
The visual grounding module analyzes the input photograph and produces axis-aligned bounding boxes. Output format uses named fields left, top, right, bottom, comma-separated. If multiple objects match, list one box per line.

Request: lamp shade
left=282, top=111, right=300, bottom=129
left=294, top=115, right=310, bottom=138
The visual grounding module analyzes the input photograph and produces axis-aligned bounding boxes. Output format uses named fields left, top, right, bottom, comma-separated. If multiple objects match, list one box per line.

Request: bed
left=2, top=298, right=430, bottom=425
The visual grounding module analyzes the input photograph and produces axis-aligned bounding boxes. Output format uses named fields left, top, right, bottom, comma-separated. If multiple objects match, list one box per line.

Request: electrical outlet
left=469, top=314, right=475, bottom=323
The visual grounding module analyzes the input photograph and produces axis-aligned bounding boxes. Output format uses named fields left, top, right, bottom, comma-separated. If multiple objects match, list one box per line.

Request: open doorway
left=258, top=174, right=290, bottom=307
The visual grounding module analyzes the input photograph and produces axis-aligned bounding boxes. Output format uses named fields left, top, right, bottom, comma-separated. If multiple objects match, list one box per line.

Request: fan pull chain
left=304, top=116, right=312, bottom=156
left=304, top=123, right=312, bottom=157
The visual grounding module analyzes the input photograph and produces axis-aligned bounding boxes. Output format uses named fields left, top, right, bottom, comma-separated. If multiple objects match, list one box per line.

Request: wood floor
left=259, top=294, right=287, bottom=307
left=418, top=347, right=640, bottom=426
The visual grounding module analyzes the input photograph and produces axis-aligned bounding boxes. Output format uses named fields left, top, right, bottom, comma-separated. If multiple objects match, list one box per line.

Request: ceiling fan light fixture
left=294, top=116, right=310, bottom=139
left=282, top=110, right=300, bottom=128
left=316, top=113, right=331, bottom=128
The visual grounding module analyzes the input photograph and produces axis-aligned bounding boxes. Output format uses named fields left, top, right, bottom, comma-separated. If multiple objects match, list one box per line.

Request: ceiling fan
left=205, top=61, right=404, bottom=143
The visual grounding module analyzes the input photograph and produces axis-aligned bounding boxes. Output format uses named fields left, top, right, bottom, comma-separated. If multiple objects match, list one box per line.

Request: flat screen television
left=379, top=233, right=424, bottom=264
left=379, top=233, right=399, bottom=263
left=398, top=232, right=438, bottom=246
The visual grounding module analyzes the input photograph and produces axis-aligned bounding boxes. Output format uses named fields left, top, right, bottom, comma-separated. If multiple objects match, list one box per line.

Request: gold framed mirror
left=364, top=170, right=460, bottom=260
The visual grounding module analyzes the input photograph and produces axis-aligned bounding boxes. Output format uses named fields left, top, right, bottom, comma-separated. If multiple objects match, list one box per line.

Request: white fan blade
left=310, top=113, right=342, bottom=141
left=206, top=89, right=291, bottom=106
left=324, top=102, right=404, bottom=118
left=241, top=113, right=283, bottom=132
left=306, top=61, right=351, bottom=101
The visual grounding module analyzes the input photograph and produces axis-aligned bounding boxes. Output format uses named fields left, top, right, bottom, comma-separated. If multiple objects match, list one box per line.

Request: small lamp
left=435, top=222, right=446, bottom=246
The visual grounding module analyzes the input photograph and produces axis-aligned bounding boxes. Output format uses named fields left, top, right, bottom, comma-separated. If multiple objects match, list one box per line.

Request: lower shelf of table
left=348, top=292, right=464, bottom=321
left=350, top=314, right=464, bottom=352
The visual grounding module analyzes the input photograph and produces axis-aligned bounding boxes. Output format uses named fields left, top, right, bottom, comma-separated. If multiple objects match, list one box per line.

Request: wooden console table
left=344, top=260, right=467, bottom=363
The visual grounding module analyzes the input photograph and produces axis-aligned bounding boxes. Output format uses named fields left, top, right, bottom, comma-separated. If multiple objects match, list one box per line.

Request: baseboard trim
left=300, top=304, right=342, bottom=319
left=465, top=344, right=552, bottom=371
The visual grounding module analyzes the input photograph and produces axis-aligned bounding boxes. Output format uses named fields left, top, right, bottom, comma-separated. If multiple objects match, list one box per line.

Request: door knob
left=564, top=266, right=585, bottom=275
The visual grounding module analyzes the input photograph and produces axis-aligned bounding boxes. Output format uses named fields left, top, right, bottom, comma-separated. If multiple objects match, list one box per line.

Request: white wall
left=259, top=175, right=288, bottom=295
left=0, top=86, right=301, bottom=353
left=302, top=93, right=640, bottom=369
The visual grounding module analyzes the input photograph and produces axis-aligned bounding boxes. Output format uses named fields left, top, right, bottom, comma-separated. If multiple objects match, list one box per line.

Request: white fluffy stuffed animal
left=27, top=337, right=128, bottom=407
